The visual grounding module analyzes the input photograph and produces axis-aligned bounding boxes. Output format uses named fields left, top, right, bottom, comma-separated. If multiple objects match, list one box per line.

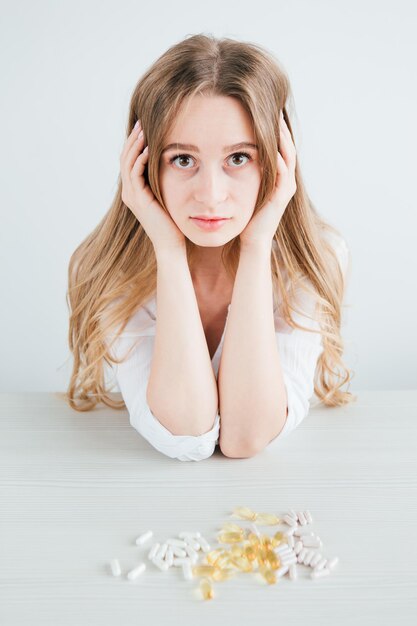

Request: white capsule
left=127, top=562, right=146, bottom=580
left=182, top=559, right=194, bottom=580
left=288, top=563, right=297, bottom=580
left=198, top=536, right=211, bottom=553
left=152, top=557, right=169, bottom=571
left=314, top=557, right=328, bottom=571
left=284, top=525, right=298, bottom=537
left=327, top=556, right=339, bottom=570
left=166, top=538, right=187, bottom=548
left=294, top=541, right=303, bottom=555
left=165, top=546, right=174, bottom=567
left=297, top=511, right=307, bottom=525
left=276, top=544, right=293, bottom=555
left=178, top=531, right=201, bottom=539
left=283, top=514, right=298, bottom=527
left=302, top=550, right=316, bottom=566
left=184, top=544, right=199, bottom=562
left=135, top=530, right=153, bottom=545
left=287, top=534, right=295, bottom=548
left=288, top=509, right=298, bottom=521
left=304, top=510, right=313, bottom=524
left=310, top=553, right=323, bottom=568
left=311, top=567, right=330, bottom=579
left=302, top=535, right=321, bottom=548
left=110, top=558, right=121, bottom=577
left=297, top=548, right=308, bottom=563
left=171, top=546, right=186, bottom=558
left=183, top=536, right=200, bottom=550
left=294, top=526, right=314, bottom=537
left=155, top=542, right=168, bottom=560
left=276, top=565, right=289, bottom=577
left=148, top=542, right=160, bottom=560
left=280, top=553, right=298, bottom=565
left=172, top=557, right=192, bottom=567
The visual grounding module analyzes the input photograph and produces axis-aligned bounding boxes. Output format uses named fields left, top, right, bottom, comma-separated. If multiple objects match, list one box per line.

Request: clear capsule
left=231, top=506, right=257, bottom=520
left=255, top=512, right=281, bottom=526
left=218, top=531, right=245, bottom=544
left=200, top=577, right=214, bottom=600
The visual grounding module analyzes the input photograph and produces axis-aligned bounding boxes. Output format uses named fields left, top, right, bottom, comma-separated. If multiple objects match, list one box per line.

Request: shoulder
left=100, top=294, right=157, bottom=339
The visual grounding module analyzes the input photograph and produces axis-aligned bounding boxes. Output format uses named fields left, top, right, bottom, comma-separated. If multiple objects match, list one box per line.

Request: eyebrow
left=161, top=141, right=258, bottom=154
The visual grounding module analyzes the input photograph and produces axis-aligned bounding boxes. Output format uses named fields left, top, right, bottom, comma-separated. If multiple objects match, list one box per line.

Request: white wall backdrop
left=1, top=0, right=416, bottom=391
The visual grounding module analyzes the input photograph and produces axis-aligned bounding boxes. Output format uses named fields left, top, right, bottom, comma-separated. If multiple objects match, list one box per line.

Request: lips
left=191, top=216, right=229, bottom=220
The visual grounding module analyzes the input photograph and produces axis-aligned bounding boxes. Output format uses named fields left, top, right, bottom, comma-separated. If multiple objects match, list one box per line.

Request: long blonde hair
left=65, top=33, right=356, bottom=412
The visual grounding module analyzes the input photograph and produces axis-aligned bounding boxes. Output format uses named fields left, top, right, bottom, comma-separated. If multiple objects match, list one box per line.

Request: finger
left=125, top=130, right=145, bottom=172
left=120, top=121, right=142, bottom=162
left=278, top=121, right=296, bottom=166
left=131, top=144, right=149, bottom=188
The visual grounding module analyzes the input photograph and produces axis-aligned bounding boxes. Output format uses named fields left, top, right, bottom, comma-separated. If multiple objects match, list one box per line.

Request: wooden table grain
left=1, top=391, right=416, bottom=625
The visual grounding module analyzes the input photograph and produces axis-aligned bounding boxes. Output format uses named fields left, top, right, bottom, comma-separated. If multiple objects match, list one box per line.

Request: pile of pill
left=108, top=507, right=339, bottom=600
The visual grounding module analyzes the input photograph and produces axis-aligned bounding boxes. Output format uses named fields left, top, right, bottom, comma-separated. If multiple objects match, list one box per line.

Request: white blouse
left=104, top=231, right=350, bottom=461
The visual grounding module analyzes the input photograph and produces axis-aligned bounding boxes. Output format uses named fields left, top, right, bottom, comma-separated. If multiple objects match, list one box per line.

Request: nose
left=193, top=164, right=228, bottom=209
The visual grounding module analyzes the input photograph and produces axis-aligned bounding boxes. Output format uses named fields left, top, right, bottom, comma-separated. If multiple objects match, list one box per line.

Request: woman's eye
left=169, top=152, right=252, bottom=169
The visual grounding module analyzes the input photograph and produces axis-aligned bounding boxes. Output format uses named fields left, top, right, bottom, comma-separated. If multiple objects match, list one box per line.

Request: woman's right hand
left=120, top=121, right=186, bottom=254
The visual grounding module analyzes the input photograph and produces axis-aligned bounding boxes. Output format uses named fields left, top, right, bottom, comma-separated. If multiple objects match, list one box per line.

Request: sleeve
left=104, top=306, right=220, bottom=462
left=267, top=232, right=350, bottom=446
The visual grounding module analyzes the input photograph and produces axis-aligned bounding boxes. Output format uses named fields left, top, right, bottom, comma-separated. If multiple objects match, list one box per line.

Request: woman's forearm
left=218, top=244, right=287, bottom=457
left=146, top=248, right=219, bottom=436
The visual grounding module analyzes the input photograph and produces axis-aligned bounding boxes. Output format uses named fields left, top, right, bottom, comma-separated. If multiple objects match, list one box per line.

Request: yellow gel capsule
left=229, top=556, right=253, bottom=572
left=247, top=532, right=261, bottom=548
left=221, top=522, right=244, bottom=533
left=244, top=544, right=257, bottom=562
left=231, top=506, right=257, bottom=520
left=216, top=554, right=232, bottom=568
left=217, top=531, right=244, bottom=544
left=255, top=513, right=281, bottom=525
left=260, top=566, right=277, bottom=585
left=200, top=577, right=214, bottom=600
left=206, top=549, right=224, bottom=565
left=265, top=549, right=280, bottom=570
left=231, top=544, right=244, bottom=557
left=211, top=567, right=236, bottom=581
left=272, top=531, right=287, bottom=547
left=193, top=565, right=217, bottom=577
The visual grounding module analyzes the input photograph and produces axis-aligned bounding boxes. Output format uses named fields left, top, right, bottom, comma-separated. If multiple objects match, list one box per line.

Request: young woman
left=66, top=34, right=355, bottom=461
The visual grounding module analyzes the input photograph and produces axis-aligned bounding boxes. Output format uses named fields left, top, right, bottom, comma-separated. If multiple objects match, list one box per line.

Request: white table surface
left=1, top=390, right=416, bottom=625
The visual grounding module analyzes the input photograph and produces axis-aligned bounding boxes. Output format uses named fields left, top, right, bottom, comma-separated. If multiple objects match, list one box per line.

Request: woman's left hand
left=240, top=110, right=297, bottom=249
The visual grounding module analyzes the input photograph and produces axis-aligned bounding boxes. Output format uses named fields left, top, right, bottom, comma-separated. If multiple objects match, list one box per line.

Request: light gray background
left=1, top=0, right=416, bottom=391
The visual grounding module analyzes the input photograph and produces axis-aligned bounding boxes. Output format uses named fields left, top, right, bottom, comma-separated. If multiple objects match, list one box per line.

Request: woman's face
left=159, top=94, right=262, bottom=247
